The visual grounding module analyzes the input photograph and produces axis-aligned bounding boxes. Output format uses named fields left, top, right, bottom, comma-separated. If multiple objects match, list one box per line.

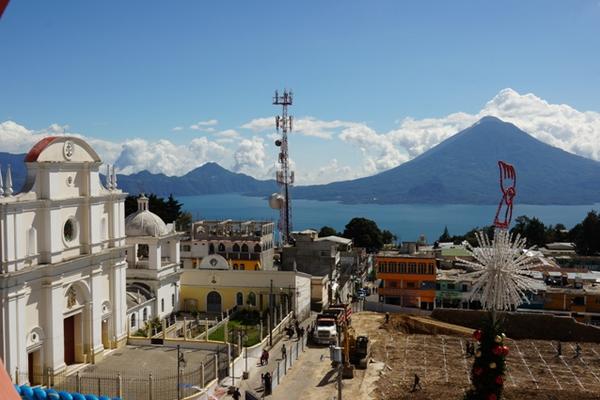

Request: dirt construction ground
left=350, top=312, right=600, bottom=400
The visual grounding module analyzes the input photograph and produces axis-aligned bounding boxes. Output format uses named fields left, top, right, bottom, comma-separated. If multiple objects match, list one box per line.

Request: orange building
left=376, top=252, right=437, bottom=310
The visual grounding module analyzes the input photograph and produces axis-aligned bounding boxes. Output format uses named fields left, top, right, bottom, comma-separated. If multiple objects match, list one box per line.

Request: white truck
left=314, top=315, right=338, bottom=345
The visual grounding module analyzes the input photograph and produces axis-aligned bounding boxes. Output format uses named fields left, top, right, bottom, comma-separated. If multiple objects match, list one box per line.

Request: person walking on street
left=575, top=343, right=581, bottom=358
left=232, top=387, right=241, bottom=400
left=260, top=349, right=269, bottom=365
left=556, top=341, right=562, bottom=357
left=411, top=373, right=422, bottom=392
left=385, top=312, right=390, bottom=324
left=281, top=343, right=287, bottom=360
left=262, top=372, right=272, bottom=395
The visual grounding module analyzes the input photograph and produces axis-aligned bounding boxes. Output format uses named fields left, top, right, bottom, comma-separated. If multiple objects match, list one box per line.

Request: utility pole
left=273, top=89, right=294, bottom=245
left=269, top=279, right=274, bottom=346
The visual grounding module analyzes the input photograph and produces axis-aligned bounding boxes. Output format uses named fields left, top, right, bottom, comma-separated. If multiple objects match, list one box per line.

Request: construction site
left=306, top=312, right=600, bottom=400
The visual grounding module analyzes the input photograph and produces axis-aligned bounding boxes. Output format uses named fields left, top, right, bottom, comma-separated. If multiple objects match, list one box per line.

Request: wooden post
left=214, top=354, right=219, bottom=381
left=162, top=319, right=167, bottom=340
left=205, top=318, right=209, bottom=340
left=224, top=321, right=228, bottom=344
left=183, top=317, right=187, bottom=340
left=148, top=373, right=153, bottom=400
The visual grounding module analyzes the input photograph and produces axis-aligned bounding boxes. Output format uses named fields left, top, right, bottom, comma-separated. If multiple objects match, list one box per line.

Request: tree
left=439, top=226, right=451, bottom=242
left=571, top=211, right=600, bottom=255
left=343, top=217, right=384, bottom=252
left=125, top=193, right=184, bottom=223
left=318, top=226, right=338, bottom=237
left=176, top=211, right=193, bottom=232
left=510, top=216, right=546, bottom=247
left=381, top=229, right=397, bottom=245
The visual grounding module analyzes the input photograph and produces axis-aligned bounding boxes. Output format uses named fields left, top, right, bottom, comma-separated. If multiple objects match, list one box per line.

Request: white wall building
left=0, top=137, right=128, bottom=384
left=125, top=195, right=182, bottom=333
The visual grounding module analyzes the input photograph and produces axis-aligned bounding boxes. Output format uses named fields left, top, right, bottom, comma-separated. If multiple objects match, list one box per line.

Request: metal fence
left=22, top=345, right=230, bottom=400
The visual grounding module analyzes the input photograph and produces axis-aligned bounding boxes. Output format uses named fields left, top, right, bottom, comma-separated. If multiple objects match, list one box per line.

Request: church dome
left=125, top=194, right=169, bottom=237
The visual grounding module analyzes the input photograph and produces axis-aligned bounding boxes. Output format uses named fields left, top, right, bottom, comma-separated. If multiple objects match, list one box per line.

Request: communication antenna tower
left=273, top=89, right=294, bottom=245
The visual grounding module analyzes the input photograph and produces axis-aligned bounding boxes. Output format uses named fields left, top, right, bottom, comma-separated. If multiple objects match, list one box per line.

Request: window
left=247, top=292, right=256, bottom=306
left=389, top=281, right=397, bottom=288
left=389, top=262, right=397, bottom=273
left=236, top=292, right=243, bottom=306
left=241, top=243, right=249, bottom=253
left=233, top=264, right=238, bottom=270
left=447, top=283, right=455, bottom=290
left=254, top=244, right=261, bottom=253
left=63, top=219, right=77, bottom=242
left=573, top=297, right=585, bottom=306
left=399, top=263, right=407, bottom=273
left=131, top=314, right=136, bottom=328
left=100, top=217, right=107, bottom=242
left=143, top=308, right=148, bottom=321
left=233, top=243, right=240, bottom=252
left=181, top=245, right=191, bottom=252
left=240, top=264, right=245, bottom=270
left=409, top=263, right=417, bottom=274
left=418, top=263, right=426, bottom=274
left=218, top=243, right=226, bottom=252
left=161, top=299, right=165, bottom=312
left=406, top=281, right=416, bottom=288
left=137, top=244, right=149, bottom=259
left=209, top=243, right=215, bottom=254
left=171, top=294, right=175, bottom=307
left=462, top=284, right=469, bottom=292
left=436, top=283, right=441, bottom=290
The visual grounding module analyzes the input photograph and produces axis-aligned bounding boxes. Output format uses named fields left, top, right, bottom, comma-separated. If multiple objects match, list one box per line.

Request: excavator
left=333, top=324, right=370, bottom=378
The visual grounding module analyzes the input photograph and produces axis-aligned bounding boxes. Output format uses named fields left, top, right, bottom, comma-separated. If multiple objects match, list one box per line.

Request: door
left=64, top=316, right=75, bottom=365
left=102, top=319, right=110, bottom=350
left=206, top=291, right=222, bottom=313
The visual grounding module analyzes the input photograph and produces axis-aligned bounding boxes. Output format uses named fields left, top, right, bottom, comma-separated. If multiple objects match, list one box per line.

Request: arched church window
left=254, top=244, right=261, bottom=253
left=131, top=314, right=136, bottom=328
left=63, top=219, right=77, bottom=242
left=161, top=298, right=165, bottom=312
left=247, top=292, right=256, bottom=306
left=209, top=243, right=215, bottom=254
left=236, top=292, right=243, bottom=306
left=241, top=243, right=249, bottom=253
left=218, top=243, right=226, bottom=252
left=233, top=243, right=240, bottom=252
left=143, top=308, right=148, bottom=321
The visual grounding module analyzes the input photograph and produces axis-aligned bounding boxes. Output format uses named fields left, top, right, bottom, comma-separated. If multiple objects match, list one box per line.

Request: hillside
left=2, top=117, right=600, bottom=204
left=292, top=116, right=600, bottom=204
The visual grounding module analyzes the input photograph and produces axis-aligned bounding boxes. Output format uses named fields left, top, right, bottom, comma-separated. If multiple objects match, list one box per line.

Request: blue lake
left=179, top=194, right=600, bottom=243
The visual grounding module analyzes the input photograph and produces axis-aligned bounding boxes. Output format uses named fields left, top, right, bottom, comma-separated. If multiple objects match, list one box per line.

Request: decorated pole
left=458, top=161, right=540, bottom=400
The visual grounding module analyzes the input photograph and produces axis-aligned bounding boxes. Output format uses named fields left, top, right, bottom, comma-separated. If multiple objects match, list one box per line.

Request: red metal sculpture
left=493, top=161, right=516, bottom=229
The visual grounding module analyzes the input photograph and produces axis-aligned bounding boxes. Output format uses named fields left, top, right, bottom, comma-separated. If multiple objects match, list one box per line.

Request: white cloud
left=114, top=137, right=227, bottom=176
left=172, top=126, right=184, bottom=132
left=3, top=89, right=600, bottom=185
left=232, top=136, right=267, bottom=176
left=190, top=119, right=218, bottom=132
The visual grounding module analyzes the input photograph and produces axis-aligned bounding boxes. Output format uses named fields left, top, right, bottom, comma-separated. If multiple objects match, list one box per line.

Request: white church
left=0, top=136, right=181, bottom=384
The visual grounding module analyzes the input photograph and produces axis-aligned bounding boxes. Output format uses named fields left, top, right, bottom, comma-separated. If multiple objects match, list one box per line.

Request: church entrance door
left=64, top=316, right=76, bottom=365
left=28, top=350, right=41, bottom=385
left=207, top=291, right=222, bottom=313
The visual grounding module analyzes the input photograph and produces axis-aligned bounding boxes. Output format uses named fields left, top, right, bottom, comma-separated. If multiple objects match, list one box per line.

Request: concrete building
left=124, top=194, right=182, bottom=333
left=180, top=220, right=275, bottom=271
left=376, top=252, right=437, bottom=310
left=179, top=257, right=311, bottom=320
left=0, top=137, right=128, bottom=383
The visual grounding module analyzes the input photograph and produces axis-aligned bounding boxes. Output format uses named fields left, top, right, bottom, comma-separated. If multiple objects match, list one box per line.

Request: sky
left=1, top=1, right=600, bottom=184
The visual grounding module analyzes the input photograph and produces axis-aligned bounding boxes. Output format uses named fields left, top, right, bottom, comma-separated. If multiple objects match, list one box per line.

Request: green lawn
left=208, top=319, right=262, bottom=346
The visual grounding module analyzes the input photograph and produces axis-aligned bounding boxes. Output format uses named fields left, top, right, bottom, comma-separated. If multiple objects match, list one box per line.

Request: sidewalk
left=219, top=319, right=312, bottom=399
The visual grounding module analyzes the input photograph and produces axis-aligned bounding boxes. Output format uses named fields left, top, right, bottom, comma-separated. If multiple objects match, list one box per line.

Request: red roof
left=24, top=136, right=57, bottom=162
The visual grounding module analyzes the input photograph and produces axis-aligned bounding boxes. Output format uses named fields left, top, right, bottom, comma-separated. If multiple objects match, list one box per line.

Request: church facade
left=0, top=137, right=128, bottom=383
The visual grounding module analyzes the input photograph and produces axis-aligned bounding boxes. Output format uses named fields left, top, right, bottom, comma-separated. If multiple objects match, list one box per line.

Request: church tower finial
left=112, top=165, right=117, bottom=189
left=5, top=164, right=13, bottom=196
left=106, top=164, right=113, bottom=190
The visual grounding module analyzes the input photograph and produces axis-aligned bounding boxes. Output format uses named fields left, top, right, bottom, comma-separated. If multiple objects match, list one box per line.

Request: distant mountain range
left=2, top=116, right=600, bottom=205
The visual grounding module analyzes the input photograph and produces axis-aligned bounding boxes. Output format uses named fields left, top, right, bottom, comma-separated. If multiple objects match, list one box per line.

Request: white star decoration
left=458, top=229, right=541, bottom=311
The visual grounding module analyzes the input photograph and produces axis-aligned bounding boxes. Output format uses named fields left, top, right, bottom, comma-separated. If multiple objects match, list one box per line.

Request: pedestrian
left=232, top=387, right=241, bottom=400
left=281, top=343, right=287, bottom=359
left=556, top=341, right=562, bottom=357
left=294, top=319, right=300, bottom=333
left=575, top=343, right=581, bottom=358
left=262, top=372, right=272, bottom=395
left=385, top=312, right=390, bottom=324
left=260, top=349, right=269, bottom=365
left=411, top=373, right=422, bottom=392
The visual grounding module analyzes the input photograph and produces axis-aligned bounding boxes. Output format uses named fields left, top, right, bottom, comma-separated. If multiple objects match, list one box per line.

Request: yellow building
left=179, top=255, right=311, bottom=320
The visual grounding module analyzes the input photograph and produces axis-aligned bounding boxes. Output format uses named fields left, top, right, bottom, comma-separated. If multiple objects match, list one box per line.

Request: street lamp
left=269, top=279, right=273, bottom=347
left=177, top=344, right=187, bottom=400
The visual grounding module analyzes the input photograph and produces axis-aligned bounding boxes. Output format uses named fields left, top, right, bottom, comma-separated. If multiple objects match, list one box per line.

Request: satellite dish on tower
left=269, top=193, right=285, bottom=209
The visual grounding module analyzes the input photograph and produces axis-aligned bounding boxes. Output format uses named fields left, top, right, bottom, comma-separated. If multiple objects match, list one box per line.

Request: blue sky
left=1, top=1, right=600, bottom=183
